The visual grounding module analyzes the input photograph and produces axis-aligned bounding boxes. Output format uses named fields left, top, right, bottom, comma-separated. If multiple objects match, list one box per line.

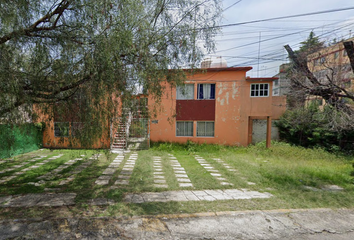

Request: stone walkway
left=95, top=153, right=123, bottom=185
left=0, top=188, right=272, bottom=207
left=0, top=155, right=47, bottom=174
left=0, top=152, right=276, bottom=208
left=124, top=189, right=272, bottom=203
left=195, top=155, right=233, bottom=186
left=0, top=193, right=77, bottom=207
left=168, top=154, right=193, bottom=188
left=114, top=152, right=137, bottom=186
left=153, top=156, right=167, bottom=188
left=58, top=155, right=98, bottom=185
left=0, top=154, right=62, bottom=184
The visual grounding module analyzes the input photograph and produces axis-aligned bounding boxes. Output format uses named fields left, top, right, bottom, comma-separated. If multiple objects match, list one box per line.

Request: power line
left=200, top=6, right=354, bottom=30
left=223, top=0, right=242, bottom=12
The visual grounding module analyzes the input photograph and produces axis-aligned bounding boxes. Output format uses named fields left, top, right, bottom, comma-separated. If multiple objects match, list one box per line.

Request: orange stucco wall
left=148, top=68, right=286, bottom=146
left=41, top=120, right=110, bottom=149
left=35, top=104, right=111, bottom=149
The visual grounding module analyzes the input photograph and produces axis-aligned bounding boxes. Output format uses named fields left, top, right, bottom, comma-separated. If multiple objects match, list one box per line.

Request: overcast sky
left=212, top=0, right=354, bottom=77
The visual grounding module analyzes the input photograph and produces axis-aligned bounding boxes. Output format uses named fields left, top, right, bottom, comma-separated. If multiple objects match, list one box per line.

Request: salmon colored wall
left=272, top=96, right=287, bottom=119
left=42, top=120, right=110, bottom=149
left=35, top=104, right=111, bottom=149
left=148, top=69, right=282, bottom=146
left=238, top=80, right=274, bottom=145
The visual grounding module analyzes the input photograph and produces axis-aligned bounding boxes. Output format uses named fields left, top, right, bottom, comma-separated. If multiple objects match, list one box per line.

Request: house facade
left=148, top=67, right=286, bottom=146
left=37, top=66, right=286, bottom=149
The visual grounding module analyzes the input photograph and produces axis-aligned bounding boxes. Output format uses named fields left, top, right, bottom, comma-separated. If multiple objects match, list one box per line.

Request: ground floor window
left=54, top=122, right=69, bottom=137
left=71, top=122, right=84, bottom=137
left=197, top=121, right=214, bottom=137
left=176, top=121, right=193, bottom=136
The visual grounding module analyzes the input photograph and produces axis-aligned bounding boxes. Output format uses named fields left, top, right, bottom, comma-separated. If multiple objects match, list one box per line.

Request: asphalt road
left=1, top=208, right=354, bottom=239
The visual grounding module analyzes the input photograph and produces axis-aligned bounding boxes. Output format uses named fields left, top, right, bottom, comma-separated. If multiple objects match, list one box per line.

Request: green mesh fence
left=0, top=123, right=43, bottom=159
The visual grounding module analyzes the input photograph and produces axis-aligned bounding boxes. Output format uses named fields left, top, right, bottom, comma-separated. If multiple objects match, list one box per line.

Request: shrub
left=276, top=105, right=354, bottom=153
left=0, top=123, right=44, bottom=159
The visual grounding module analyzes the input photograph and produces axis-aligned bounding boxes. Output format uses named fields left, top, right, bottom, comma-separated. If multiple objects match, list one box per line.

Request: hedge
left=0, top=123, right=44, bottom=159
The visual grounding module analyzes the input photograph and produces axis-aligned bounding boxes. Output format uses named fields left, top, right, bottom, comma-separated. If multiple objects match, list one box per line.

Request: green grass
left=0, top=142, right=354, bottom=219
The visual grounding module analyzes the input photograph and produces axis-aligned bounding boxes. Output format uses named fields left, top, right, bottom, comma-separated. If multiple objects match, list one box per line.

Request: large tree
left=0, top=0, right=221, bottom=145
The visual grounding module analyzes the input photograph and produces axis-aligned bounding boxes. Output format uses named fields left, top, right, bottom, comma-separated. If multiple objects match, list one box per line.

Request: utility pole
left=257, top=32, right=261, bottom=77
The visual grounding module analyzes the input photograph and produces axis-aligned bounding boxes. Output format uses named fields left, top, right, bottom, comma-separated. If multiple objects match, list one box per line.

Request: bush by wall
left=276, top=105, right=354, bottom=153
left=0, top=123, right=44, bottom=159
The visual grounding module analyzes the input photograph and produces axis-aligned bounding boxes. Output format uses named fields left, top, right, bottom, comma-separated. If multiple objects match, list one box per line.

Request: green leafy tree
left=296, top=31, right=324, bottom=57
left=0, top=0, right=221, bottom=146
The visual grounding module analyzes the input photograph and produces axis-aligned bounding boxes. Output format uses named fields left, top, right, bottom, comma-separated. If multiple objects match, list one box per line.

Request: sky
left=211, top=0, right=354, bottom=77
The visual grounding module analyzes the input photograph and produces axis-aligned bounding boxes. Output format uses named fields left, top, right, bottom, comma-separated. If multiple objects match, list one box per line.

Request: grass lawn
left=0, top=142, right=353, bottom=218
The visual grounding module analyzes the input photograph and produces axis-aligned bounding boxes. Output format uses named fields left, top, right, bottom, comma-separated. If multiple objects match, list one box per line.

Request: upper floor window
left=176, top=84, right=194, bottom=100
left=250, top=83, right=269, bottom=97
left=197, top=84, right=215, bottom=99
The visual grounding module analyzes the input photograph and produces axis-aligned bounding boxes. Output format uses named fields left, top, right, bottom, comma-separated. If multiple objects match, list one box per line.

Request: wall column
left=247, top=117, right=253, bottom=145
left=266, top=116, right=272, bottom=148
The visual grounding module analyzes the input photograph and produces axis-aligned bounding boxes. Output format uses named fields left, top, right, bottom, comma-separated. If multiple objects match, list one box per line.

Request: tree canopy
left=0, top=0, right=221, bottom=145
left=296, top=31, right=324, bottom=56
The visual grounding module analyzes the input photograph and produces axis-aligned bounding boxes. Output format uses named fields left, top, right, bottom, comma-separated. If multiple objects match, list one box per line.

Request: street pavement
left=0, top=208, right=354, bottom=239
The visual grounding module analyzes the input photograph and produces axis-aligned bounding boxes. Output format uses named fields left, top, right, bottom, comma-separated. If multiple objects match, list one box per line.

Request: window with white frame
left=176, top=84, right=194, bottom=99
left=54, top=122, right=69, bottom=137
left=197, top=84, right=215, bottom=99
left=250, top=83, right=269, bottom=97
left=176, top=121, right=193, bottom=136
left=197, top=121, right=214, bottom=137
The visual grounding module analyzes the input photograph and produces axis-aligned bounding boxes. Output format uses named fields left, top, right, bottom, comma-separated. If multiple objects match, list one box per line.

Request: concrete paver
left=124, top=189, right=272, bottom=203
left=195, top=155, right=233, bottom=186
left=0, top=193, right=76, bottom=207
left=95, top=153, right=123, bottom=185
left=169, top=154, right=193, bottom=188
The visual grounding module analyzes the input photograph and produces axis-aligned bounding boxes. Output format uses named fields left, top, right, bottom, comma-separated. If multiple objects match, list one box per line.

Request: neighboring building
left=272, top=64, right=291, bottom=96
left=307, top=37, right=354, bottom=101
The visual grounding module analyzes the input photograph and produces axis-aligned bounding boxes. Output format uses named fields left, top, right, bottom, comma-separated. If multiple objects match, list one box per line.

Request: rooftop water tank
left=201, top=56, right=227, bottom=68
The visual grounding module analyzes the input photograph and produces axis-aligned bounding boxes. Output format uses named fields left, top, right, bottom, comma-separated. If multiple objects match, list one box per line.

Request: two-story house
left=148, top=67, right=286, bottom=147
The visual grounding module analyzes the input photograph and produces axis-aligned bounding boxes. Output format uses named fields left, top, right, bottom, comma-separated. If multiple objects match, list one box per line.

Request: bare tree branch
left=284, top=44, right=354, bottom=112
left=284, top=45, right=321, bottom=86
left=343, top=41, right=354, bottom=72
